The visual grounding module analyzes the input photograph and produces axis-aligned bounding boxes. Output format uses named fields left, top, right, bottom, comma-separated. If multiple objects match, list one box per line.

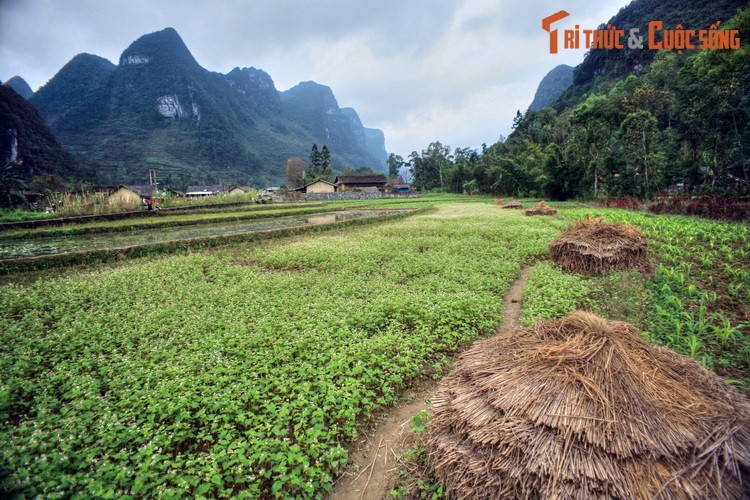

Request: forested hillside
left=408, top=5, right=749, bottom=200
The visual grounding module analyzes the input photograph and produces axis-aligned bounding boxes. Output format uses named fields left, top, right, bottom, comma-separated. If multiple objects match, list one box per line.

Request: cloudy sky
left=0, top=0, right=631, bottom=157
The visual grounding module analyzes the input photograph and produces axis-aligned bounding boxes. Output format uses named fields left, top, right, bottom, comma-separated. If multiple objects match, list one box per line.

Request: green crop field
left=1, top=200, right=748, bottom=498
left=522, top=208, right=750, bottom=383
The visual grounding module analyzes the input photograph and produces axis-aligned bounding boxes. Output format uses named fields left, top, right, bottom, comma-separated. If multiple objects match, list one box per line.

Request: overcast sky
left=0, top=0, right=631, bottom=158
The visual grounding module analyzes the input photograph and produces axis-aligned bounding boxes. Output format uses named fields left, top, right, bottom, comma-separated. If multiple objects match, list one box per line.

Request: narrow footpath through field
left=328, top=264, right=535, bottom=499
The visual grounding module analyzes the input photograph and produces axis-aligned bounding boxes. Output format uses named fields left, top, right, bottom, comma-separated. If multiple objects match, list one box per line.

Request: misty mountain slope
left=30, top=27, right=387, bottom=186
left=529, top=65, right=573, bottom=111
left=3, top=76, right=34, bottom=100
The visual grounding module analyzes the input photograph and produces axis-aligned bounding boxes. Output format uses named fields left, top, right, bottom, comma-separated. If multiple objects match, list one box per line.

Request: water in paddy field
left=0, top=209, right=411, bottom=259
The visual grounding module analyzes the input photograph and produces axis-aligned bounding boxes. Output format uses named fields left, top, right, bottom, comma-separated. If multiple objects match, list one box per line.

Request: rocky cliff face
left=0, top=85, right=83, bottom=183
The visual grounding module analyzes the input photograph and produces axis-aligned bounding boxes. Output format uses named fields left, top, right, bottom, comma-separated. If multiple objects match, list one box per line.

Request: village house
left=294, top=180, right=337, bottom=193
left=334, top=175, right=388, bottom=191
left=185, top=184, right=229, bottom=197
left=108, top=185, right=157, bottom=205
left=228, top=186, right=253, bottom=195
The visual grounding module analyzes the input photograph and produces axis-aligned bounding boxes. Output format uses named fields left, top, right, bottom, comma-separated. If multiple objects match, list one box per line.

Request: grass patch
left=520, top=262, right=592, bottom=327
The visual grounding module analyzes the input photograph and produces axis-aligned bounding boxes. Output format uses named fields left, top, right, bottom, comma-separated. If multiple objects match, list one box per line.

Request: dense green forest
left=408, top=8, right=749, bottom=200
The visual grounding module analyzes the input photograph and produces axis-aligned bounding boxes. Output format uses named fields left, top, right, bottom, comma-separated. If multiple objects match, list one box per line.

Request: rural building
left=334, top=175, right=388, bottom=191
left=185, top=184, right=228, bottom=197
left=295, top=180, right=337, bottom=193
left=228, top=186, right=253, bottom=195
left=108, top=185, right=157, bottom=205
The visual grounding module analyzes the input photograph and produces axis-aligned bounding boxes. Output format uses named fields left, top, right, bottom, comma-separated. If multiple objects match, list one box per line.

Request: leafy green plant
left=0, top=203, right=562, bottom=497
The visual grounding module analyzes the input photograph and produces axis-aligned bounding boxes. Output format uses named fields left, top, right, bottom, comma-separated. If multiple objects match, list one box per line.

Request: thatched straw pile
left=525, top=200, right=557, bottom=216
left=550, top=215, right=652, bottom=274
left=498, top=199, right=523, bottom=209
left=427, top=311, right=750, bottom=499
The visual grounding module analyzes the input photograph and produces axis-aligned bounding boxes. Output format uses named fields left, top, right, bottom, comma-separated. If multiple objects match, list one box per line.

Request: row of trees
left=408, top=10, right=749, bottom=200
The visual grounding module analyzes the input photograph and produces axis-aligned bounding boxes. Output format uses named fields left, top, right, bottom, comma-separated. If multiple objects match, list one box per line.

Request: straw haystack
left=427, top=311, right=750, bottom=499
left=503, top=200, right=523, bottom=209
left=525, top=200, right=557, bottom=216
left=550, top=216, right=652, bottom=274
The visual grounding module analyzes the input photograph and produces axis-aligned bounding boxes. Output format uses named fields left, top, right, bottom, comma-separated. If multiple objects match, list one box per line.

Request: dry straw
left=426, top=311, right=750, bottom=499
left=504, top=201, right=523, bottom=209
left=549, top=215, right=653, bottom=274
left=525, top=200, right=557, bottom=216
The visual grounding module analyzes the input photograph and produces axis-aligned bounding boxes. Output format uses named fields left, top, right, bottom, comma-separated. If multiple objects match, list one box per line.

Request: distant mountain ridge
left=2, top=76, right=34, bottom=100
left=28, top=27, right=387, bottom=187
left=529, top=65, right=573, bottom=111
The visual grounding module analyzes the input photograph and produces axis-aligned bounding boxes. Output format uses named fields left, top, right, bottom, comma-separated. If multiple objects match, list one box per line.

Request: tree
left=569, top=94, right=613, bottom=197
left=387, top=153, right=404, bottom=177
left=620, top=110, right=658, bottom=197
left=414, top=142, right=452, bottom=190
left=286, top=157, right=306, bottom=188
left=0, top=162, right=27, bottom=208
left=320, top=145, right=331, bottom=175
left=309, top=144, right=322, bottom=178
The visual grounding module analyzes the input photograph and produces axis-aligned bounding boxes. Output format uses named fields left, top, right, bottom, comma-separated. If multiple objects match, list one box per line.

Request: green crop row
left=1, top=206, right=339, bottom=240
left=0, top=204, right=561, bottom=498
left=0, top=209, right=422, bottom=276
left=520, top=261, right=592, bottom=327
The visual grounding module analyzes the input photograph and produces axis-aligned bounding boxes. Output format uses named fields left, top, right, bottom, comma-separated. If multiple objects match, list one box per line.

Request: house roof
left=294, top=179, right=336, bottom=192
left=335, top=175, right=388, bottom=185
left=185, top=184, right=228, bottom=195
left=117, top=184, right=156, bottom=197
left=229, top=186, right=252, bottom=192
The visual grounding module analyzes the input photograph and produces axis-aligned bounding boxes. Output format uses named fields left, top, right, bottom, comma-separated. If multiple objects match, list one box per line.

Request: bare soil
left=328, top=265, right=534, bottom=499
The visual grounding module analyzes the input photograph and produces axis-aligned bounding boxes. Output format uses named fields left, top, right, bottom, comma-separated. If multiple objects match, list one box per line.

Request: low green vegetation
left=1, top=205, right=344, bottom=239
left=0, top=203, right=559, bottom=497
left=521, top=207, right=750, bottom=386
left=2, top=200, right=748, bottom=498
left=520, top=262, right=591, bottom=327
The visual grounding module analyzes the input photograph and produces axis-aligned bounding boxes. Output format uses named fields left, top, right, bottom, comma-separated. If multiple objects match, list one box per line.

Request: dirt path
left=496, top=264, right=534, bottom=334
left=328, top=264, right=534, bottom=499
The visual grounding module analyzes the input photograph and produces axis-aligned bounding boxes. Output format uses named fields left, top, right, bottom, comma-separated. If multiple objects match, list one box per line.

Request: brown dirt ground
left=328, top=265, right=534, bottom=499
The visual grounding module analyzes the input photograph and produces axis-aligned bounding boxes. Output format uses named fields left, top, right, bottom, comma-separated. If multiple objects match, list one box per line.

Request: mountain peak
left=281, top=80, right=338, bottom=110
left=119, top=27, right=198, bottom=68
left=529, top=64, right=574, bottom=111
left=2, top=75, right=34, bottom=99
